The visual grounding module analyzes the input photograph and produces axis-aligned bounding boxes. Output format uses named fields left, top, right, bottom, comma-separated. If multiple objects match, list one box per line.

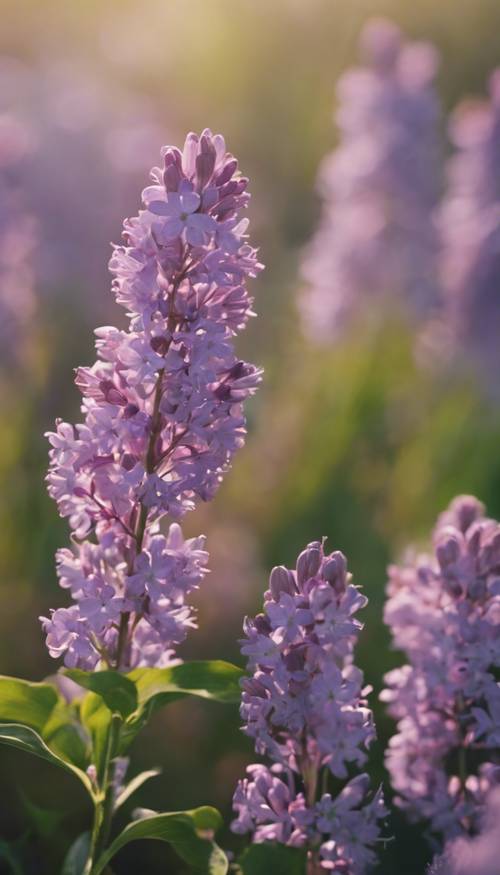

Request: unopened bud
left=269, top=565, right=296, bottom=600
left=296, top=543, right=322, bottom=585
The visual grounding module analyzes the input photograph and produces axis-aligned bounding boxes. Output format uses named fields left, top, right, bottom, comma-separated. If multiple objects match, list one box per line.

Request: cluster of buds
left=382, top=496, right=500, bottom=844
left=232, top=541, right=386, bottom=873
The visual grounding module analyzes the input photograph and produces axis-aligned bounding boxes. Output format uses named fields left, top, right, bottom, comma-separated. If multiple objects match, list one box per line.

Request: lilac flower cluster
left=232, top=541, right=386, bottom=873
left=0, top=56, right=164, bottom=318
left=429, top=788, right=500, bottom=875
left=382, top=495, right=500, bottom=844
left=437, top=71, right=500, bottom=388
left=41, top=130, right=263, bottom=670
left=300, top=19, right=441, bottom=341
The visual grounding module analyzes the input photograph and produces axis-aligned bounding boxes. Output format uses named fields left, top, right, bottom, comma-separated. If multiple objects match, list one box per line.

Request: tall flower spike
left=382, top=496, right=500, bottom=847
left=437, top=71, right=500, bottom=391
left=300, top=18, right=441, bottom=341
left=231, top=541, right=386, bottom=874
left=41, top=130, right=263, bottom=670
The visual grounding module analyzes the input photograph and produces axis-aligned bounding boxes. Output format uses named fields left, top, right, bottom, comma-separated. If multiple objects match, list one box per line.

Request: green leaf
left=45, top=722, right=89, bottom=771
left=128, top=660, right=244, bottom=721
left=61, top=832, right=91, bottom=875
left=79, top=692, right=111, bottom=773
left=0, top=675, right=60, bottom=732
left=0, top=724, right=94, bottom=797
left=64, top=670, right=138, bottom=719
left=92, top=807, right=228, bottom=875
left=113, top=769, right=161, bottom=811
left=238, top=844, right=307, bottom=875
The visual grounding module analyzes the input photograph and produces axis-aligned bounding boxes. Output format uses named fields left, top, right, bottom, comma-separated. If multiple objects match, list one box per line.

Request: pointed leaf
left=92, top=807, right=228, bottom=875
left=114, top=769, right=161, bottom=812
left=0, top=724, right=94, bottom=797
left=0, top=675, right=60, bottom=732
left=64, top=670, right=138, bottom=719
left=61, top=832, right=91, bottom=875
left=238, top=844, right=307, bottom=875
left=128, top=661, right=244, bottom=724
left=79, top=692, right=111, bottom=773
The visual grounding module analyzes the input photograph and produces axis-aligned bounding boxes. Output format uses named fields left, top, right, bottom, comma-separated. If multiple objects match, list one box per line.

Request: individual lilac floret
left=435, top=71, right=500, bottom=391
left=232, top=541, right=386, bottom=873
left=41, top=131, right=263, bottom=669
left=382, top=496, right=500, bottom=847
left=300, top=18, right=441, bottom=341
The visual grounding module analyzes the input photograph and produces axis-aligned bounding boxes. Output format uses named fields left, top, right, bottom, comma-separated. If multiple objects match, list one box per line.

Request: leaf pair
left=0, top=664, right=244, bottom=873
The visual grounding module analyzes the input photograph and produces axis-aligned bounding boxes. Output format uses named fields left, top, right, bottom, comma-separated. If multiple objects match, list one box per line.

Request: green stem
left=87, top=713, right=123, bottom=874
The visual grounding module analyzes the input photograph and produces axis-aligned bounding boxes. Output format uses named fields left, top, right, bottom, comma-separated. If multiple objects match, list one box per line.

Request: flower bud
left=323, top=550, right=348, bottom=593
left=269, top=565, right=296, bottom=600
left=296, top=542, right=322, bottom=586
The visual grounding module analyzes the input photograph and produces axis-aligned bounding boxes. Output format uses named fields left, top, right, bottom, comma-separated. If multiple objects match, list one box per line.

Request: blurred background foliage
left=1, top=0, right=500, bottom=872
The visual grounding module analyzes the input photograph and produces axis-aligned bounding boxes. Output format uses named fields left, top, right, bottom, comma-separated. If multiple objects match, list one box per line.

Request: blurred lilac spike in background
left=300, top=18, right=441, bottom=341
left=41, top=131, right=263, bottom=670
left=436, top=70, right=500, bottom=389
left=382, top=495, right=500, bottom=846
left=0, top=57, right=164, bottom=320
left=232, top=541, right=387, bottom=873
left=429, top=788, right=500, bottom=875
left=0, top=113, right=37, bottom=366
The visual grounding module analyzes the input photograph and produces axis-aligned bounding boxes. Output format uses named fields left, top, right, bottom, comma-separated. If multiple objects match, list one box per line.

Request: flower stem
left=86, top=712, right=122, bottom=874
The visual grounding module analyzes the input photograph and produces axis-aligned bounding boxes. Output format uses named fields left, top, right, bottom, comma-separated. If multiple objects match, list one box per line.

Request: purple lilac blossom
left=300, top=19, right=441, bottom=341
left=382, top=496, right=500, bottom=846
left=0, top=57, right=164, bottom=322
left=40, top=130, right=263, bottom=670
left=435, top=71, right=500, bottom=389
left=231, top=541, right=386, bottom=873
left=429, top=788, right=500, bottom=875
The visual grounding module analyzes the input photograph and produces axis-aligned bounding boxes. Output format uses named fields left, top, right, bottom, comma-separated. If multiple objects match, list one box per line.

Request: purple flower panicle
left=382, top=496, right=500, bottom=844
left=437, top=72, right=500, bottom=388
left=41, top=130, right=263, bottom=670
left=301, top=19, right=441, bottom=341
left=232, top=541, right=386, bottom=873
left=429, top=788, right=500, bottom=875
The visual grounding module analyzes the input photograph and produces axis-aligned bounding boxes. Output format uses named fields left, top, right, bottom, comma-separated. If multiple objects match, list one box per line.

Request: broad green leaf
left=92, top=807, right=228, bottom=875
left=238, top=844, right=307, bottom=875
left=61, top=832, right=91, bottom=875
left=64, top=670, right=138, bottom=719
left=128, top=661, right=244, bottom=724
left=0, top=724, right=94, bottom=797
left=113, top=769, right=161, bottom=811
left=80, top=692, right=111, bottom=772
left=45, top=722, right=89, bottom=771
left=0, top=675, right=60, bottom=732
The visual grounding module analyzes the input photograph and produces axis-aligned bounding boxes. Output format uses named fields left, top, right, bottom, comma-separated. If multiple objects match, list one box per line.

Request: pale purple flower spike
left=382, top=496, right=500, bottom=846
left=41, top=130, right=263, bottom=670
left=232, top=541, right=387, bottom=873
left=301, top=19, right=441, bottom=341
left=437, top=72, right=500, bottom=388
left=429, top=788, right=500, bottom=875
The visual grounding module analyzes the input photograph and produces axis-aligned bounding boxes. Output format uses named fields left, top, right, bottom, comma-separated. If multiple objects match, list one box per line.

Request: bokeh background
left=1, top=0, right=500, bottom=872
